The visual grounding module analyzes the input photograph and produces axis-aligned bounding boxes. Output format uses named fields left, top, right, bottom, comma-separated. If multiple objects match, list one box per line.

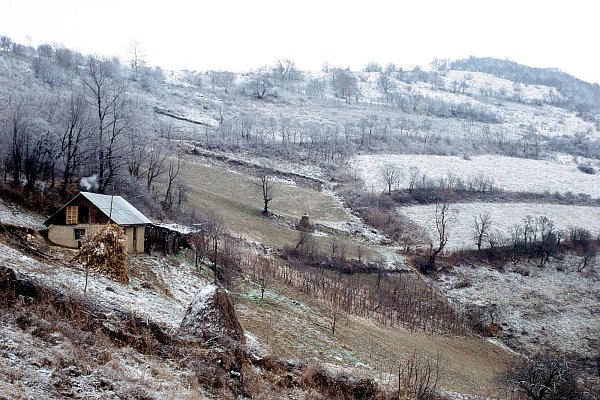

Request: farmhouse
left=44, top=192, right=152, bottom=253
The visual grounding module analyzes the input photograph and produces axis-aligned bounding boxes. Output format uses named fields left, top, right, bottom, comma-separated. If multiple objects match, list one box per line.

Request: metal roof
left=79, top=192, right=152, bottom=225
left=44, top=192, right=152, bottom=226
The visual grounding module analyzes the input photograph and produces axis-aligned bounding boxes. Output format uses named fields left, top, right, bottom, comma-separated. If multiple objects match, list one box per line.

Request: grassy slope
left=234, top=277, right=515, bottom=397
left=177, top=156, right=516, bottom=396
left=180, top=155, right=378, bottom=260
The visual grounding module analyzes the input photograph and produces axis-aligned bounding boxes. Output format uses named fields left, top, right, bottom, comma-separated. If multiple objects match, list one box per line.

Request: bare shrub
left=453, top=277, right=472, bottom=289
left=577, top=163, right=596, bottom=175
left=301, top=365, right=382, bottom=400
left=397, top=354, right=440, bottom=400
left=502, top=353, right=583, bottom=400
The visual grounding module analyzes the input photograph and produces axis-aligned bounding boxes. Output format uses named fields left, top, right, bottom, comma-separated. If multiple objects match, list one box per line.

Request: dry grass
left=0, top=265, right=232, bottom=399
left=234, top=277, right=517, bottom=397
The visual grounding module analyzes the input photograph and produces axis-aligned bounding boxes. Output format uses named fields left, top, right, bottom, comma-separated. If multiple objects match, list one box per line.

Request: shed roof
left=45, top=192, right=152, bottom=226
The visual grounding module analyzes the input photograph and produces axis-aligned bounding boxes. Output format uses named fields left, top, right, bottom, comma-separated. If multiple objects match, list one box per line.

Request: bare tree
left=189, top=230, right=209, bottom=270
left=80, top=56, right=129, bottom=193
left=210, top=221, right=222, bottom=285
left=127, top=40, right=146, bottom=82
left=23, top=104, right=55, bottom=191
left=434, top=202, right=453, bottom=255
left=398, top=354, right=440, bottom=400
left=163, top=156, right=181, bottom=207
left=356, top=245, right=364, bottom=263
left=146, top=145, right=167, bottom=190
left=473, top=212, right=493, bottom=251
left=188, top=212, right=223, bottom=273
left=537, top=216, right=557, bottom=266
left=123, top=114, right=149, bottom=180
left=257, top=257, right=270, bottom=299
left=424, top=201, right=454, bottom=273
left=208, top=70, right=236, bottom=91
left=379, top=163, right=401, bottom=195
left=328, top=275, right=343, bottom=335
left=175, top=181, right=189, bottom=211
left=57, top=93, right=92, bottom=195
left=250, top=67, right=273, bottom=99
left=328, top=238, right=345, bottom=261
left=429, top=58, right=450, bottom=75
left=273, top=58, right=299, bottom=86
left=2, top=96, right=29, bottom=186
left=237, top=112, right=255, bottom=141
left=258, top=174, right=275, bottom=215
left=0, top=36, right=13, bottom=52
left=363, top=62, right=382, bottom=72
left=377, top=72, right=395, bottom=97
left=306, top=78, right=326, bottom=99
left=569, top=228, right=598, bottom=272
left=408, top=166, right=421, bottom=191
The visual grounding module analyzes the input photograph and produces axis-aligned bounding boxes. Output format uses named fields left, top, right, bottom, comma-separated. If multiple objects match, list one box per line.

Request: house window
left=66, top=206, right=78, bottom=225
left=74, top=229, right=85, bottom=240
left=78, top=205, right=89, bottom=223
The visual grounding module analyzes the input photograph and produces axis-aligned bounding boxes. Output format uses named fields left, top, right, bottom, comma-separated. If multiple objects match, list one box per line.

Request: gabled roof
left=44, top=192, right=152, bottom=226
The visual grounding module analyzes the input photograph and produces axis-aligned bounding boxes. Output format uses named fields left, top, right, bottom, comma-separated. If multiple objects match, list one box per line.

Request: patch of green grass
left=180, top=157, right=378, bottom=260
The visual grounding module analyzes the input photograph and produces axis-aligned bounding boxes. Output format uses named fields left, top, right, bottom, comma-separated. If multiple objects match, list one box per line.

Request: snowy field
left=0, top=242, right=207, bottom=328
left=0, top=198, right=46, bottom=229
left=399, top=202, right=600, bottom=250
left=352, top=154, right=600, bottom=197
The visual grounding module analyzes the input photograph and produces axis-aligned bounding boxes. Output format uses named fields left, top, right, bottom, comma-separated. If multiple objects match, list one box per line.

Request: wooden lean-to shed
left=44, top=192, right=152, bottom=253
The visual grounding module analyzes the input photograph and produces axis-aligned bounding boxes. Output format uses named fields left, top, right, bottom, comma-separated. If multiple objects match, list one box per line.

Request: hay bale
left=181, top=283, right=246, bottom=386
left=77, top=224, right=128, bottom=284
left=180, top=283, right=245, bottom=345
left=298, top=214, right=313, bottom=232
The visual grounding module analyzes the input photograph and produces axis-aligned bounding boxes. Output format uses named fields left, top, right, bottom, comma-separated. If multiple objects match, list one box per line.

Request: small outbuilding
left=44, top=192, right=151, bottom=253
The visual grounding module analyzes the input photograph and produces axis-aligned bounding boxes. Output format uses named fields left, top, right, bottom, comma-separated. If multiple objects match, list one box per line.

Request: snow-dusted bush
left=577, top=163, right=596, bottom=175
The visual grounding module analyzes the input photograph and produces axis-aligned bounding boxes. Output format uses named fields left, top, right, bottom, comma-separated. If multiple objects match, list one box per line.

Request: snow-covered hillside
left=437, top=256, right=600, bottom=357
left=0, top=198, right=46, bottom=229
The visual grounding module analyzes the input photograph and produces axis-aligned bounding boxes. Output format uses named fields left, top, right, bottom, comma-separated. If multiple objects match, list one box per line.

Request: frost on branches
left=77, top=223, right=129, bottom=283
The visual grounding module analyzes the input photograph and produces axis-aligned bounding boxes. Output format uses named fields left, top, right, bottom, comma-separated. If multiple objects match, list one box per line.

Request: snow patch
left=352, top=153, right=600, bottom=197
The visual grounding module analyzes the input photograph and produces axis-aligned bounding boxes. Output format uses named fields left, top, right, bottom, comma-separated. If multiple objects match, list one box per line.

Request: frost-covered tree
left=273, top=58, right=299, bottom=86
left=249, top=67, right=273, bottom=99
left=379, top=163, right=401, bottom=195
left=127, top=40, right=146, bottom=82
left=473, top=212, right=493, bottom=251
left=331, top=68, right=359, bottom=103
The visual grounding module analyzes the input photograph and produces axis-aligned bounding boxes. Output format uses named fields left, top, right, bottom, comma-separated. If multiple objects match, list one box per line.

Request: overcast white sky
left=2, top=0, right=598, bottom=83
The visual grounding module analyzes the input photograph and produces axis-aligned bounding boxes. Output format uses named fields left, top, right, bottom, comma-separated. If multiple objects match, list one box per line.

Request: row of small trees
left=378, top=164, right=498, bottom=197
left=470, top=213, right=598, bottom=270
left=244, top=253, right=470, bottom=336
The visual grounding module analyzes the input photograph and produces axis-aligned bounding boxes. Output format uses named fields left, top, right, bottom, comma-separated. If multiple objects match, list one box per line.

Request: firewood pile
left=77, top=224, right=128, bottom=283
